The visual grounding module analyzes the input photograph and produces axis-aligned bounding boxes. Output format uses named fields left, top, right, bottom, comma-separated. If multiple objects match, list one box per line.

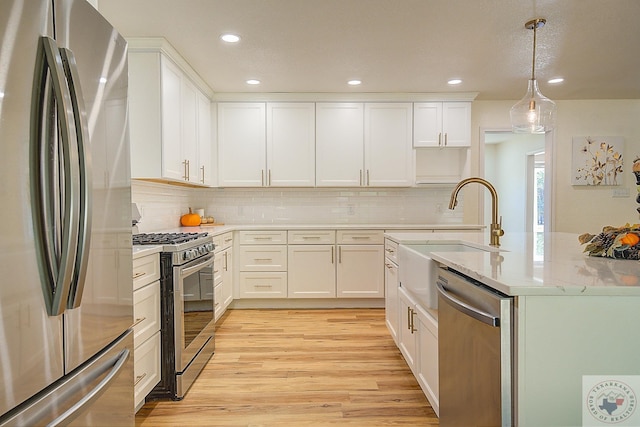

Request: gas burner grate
left=133, top=232, right=208, bottom=245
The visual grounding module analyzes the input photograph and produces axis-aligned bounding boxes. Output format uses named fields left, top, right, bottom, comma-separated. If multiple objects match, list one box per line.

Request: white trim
left=211, top=92, right=479, bottom=103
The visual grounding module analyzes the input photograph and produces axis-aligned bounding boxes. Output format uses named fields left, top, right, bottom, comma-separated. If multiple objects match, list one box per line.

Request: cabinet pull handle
left=351, top=236, right=370, bottom=240
left=132, top=316, right=146, bottom=328
left=134, top=372, right=147, bottom=386
left=385, top=248, right=395, bottom=253
left=302, top=236, right=321, bottom=240
left=407, top=307, right=412, bottom=331
left=201, top=165, right=205, bottom=183
left=254, top=284, right=273, bottom=288
left=366, top=169, right=370, bottom=186
left=253, top=236, right=273, bottom=241
left=410, top=308, right=417, bottom=333
left=224, top=252, right=228, bottom=271
left=224, top=238, right=233, bottom=243
left=331, top=246, right=334, bottom=264
left=132, top=271, right=146, bottom=279
left=359, top=169, right=363, bottom=186
left=338, top=246, right=342, bottom=263
left=444, top=133, right=448, bottom=146
left=438, top=132, right=442, bottom=146
left=268, top=169, right=272, bottom=186
left=261, top=169, right=264, bottom=186
left=253, top=258, right=273, bottom=262
left=385, top=263, right=394, bottom=269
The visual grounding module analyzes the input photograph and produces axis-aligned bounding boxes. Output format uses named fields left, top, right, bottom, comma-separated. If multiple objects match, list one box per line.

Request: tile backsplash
left=132, top=180, right=463, bottom=232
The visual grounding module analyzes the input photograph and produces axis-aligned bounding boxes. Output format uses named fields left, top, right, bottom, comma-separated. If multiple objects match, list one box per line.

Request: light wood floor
left=135, top=309, right=439, bottom=426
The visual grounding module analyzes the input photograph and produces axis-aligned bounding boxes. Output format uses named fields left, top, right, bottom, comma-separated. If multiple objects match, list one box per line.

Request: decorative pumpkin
left=180, top=207, right=201, bottom=227
left=620, top=232, right=640, bottom=247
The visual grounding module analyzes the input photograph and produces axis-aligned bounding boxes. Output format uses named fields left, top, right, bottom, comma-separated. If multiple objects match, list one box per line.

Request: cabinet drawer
left=132, top=254, right=160, bottom=291
left=239, top=272, right=287, bottom=298
left=133, top=281, right=161, bottom=347
left=238, top=245, right=287, bottom=271
left=134, top=332, right=161, bottom=410
left=288, top=230, right=336, bottom=244
left=384, top=238, right=399, bottom=264
left=337, top=229, right=384, bottom=244
left=238, top=230, right=287, bottom=245
left=213, top=232, right=234, bottom=252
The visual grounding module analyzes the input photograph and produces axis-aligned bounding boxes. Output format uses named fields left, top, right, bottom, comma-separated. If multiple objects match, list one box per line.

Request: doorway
left=481, top=131, right=548, bottom=234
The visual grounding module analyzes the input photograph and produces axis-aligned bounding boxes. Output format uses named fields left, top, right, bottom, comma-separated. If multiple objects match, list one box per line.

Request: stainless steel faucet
left=449, top=177, right=504, bottom=247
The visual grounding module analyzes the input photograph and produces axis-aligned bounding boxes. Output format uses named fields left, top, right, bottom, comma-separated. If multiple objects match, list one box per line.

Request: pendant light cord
left=531, top=21, right=537, bottom=80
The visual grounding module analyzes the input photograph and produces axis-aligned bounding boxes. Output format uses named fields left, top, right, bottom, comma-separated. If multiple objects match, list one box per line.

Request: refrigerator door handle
left=59, top=47, right=93, bottom=309
left=47, top=349, right=130, bottom=427
left=31, top=36, right=81, bottom=316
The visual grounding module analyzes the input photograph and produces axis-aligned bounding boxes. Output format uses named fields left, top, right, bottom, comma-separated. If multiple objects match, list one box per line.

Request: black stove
left=133, top=232, right=215, bottom=265
left=133, top=232, right=208, bottom=245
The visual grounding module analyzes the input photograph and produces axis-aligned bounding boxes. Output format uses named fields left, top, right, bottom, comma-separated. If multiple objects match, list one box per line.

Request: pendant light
left=510, top=18, right=556, bottom=134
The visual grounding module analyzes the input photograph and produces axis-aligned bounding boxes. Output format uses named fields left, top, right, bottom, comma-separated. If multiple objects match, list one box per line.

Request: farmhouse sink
left=397, top=243, right=494, bottom=310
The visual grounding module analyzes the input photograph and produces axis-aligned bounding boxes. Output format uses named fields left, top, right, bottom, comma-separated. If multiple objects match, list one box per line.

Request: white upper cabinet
left=267, top=103, right=316, bottom=187
left=128, top=42, right=214, bottom=187
left=218, top=102, right=315, bottom=187
left=158, top=57, right=183, bottom=181
left=217, top=103, right=266, bottom=187
left=316, top=103, right=364, bottom=187
left=197, top=93, right=213, bottom=186
left=364, top=103, right=414, bottom=187
left=180, top=76, right=198, bottom=184
left=316, top=102, right=413, bottom=187
left=414, top=102, right=471, bottom=147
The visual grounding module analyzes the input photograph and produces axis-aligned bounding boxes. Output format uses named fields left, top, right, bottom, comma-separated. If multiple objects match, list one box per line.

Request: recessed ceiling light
left=220, top=34, right=240, bottom=43
left=447, top=79, right=462, bottom=85
left=99, top=77, right=107, bottom=84
left=0, top=91, right=4, bottom=98
left=548, top=77, right=564, bottom=84
left=246, top=79, right=260, bottom=85
left=347, top=80, right=362, bottom=86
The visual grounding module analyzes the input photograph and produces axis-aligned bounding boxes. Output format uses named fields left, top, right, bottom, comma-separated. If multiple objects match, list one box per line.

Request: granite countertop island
left=384, top=231, right=640, bottom=296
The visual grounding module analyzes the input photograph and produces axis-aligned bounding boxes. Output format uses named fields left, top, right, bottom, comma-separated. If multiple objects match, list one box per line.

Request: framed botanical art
left=572, top=136, right=624, bottom=186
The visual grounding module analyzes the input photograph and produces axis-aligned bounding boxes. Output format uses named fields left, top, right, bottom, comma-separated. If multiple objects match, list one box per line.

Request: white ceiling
left=97, top=0, right=640, bottom=100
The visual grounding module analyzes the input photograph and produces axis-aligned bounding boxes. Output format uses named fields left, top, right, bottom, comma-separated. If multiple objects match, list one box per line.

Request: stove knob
left=199, top=246, right=206, bottom=255
left=183, top=251, right=192, bottom=261
left=206, top=243, right=214, bottom=252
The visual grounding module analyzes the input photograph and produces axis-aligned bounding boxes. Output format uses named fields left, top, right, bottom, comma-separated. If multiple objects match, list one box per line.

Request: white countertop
left=132, top=245, right=162, bottom=260
left=385, top=231, right=640, bottom=297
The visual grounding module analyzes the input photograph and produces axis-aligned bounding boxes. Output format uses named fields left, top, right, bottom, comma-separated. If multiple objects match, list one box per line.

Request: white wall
left=472, top=100, right=640, bottom=234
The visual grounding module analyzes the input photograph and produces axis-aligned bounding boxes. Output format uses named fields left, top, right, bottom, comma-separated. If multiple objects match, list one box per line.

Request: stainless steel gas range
left=133, top=232, right=216, bottom=400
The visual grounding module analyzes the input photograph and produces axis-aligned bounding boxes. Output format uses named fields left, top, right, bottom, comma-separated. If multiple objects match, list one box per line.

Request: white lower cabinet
left=238, top=231, right=288, bottom=298
left=415, top=304, right=439, bottom=416
left=398, top=287, right=418, bottom=371
left=336, top=230, right=384, bottom=298
left=288, top=245, right=336, bottom=298
left=397, top=286, right=439, bottom=415
left=384, top=239, right=399, bottom=344
left=287, top=230, right=336, bottom=298
left=213, top=232, right=234, bottom=321
left=132, top=253, right=161, bottom=412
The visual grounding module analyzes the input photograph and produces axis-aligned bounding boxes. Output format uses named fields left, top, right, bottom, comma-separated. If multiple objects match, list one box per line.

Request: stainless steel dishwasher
left=436, top=267, right=514, bottom=427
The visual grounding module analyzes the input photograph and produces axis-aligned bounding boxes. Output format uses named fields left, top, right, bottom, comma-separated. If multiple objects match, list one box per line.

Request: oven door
left=173, top=252, right=215, bottom=373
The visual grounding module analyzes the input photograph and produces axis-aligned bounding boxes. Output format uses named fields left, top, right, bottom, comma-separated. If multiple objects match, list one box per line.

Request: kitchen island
left=385, top=231, right=640, bottom=426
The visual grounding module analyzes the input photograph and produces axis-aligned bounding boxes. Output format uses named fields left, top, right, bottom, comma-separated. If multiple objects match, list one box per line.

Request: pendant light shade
left=510, top=18, right=556, bottom=134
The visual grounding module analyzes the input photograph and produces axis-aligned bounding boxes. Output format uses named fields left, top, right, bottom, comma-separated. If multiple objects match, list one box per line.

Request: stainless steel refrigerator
left=0, top=0, right=134, bottom=425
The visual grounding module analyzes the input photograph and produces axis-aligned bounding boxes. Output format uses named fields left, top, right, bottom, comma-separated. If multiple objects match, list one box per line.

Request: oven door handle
left=179, top=254, right=214, bottom=278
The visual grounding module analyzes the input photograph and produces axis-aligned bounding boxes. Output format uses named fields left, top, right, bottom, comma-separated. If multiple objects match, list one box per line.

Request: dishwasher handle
left=437, top=282, right=500, bottom=327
